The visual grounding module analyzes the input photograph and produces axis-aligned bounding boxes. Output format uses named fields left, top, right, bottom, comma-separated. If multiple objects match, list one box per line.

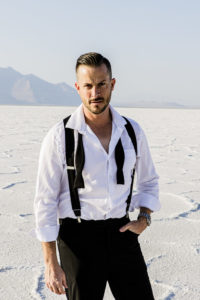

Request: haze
left=0, top=0, right=200, bottom=107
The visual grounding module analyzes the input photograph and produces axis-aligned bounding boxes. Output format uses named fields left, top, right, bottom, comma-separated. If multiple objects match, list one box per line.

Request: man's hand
left=45, top=262, right=68, bottom=295
left=119, top=217, right=148, bottom=235
left=120, top=207, right=152, bottom=235
left=41, top=241, right=68, bottom=295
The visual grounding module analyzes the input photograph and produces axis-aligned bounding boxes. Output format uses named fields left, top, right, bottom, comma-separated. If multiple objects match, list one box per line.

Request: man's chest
left=87, top=125, right=112, bottom=153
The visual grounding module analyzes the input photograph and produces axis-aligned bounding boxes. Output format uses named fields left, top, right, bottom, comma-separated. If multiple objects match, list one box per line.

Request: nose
left=91, top=86, right=100, bottom=98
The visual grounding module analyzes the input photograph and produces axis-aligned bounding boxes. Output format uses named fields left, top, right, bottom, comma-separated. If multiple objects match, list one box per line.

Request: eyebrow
left=83, top=80, right=106, bottom=85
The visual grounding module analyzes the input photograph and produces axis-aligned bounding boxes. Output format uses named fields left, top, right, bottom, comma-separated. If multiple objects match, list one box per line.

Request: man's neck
left=83, top=105, right=112, bottom=128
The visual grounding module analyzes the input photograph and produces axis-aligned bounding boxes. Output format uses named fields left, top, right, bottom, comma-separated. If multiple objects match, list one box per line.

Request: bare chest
left=90, top=125, right=112, bottom=153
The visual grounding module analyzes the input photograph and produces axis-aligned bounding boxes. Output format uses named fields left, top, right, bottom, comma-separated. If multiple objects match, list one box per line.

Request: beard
left=83, top=90, right=112, bottom=115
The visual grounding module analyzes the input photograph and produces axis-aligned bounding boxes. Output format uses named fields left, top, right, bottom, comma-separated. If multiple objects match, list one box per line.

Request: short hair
left=76, top=52, right=112, bottom=79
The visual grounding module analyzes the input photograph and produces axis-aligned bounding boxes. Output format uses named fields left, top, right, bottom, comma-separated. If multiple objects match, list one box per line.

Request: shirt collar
left=65, top=103, right=127, bottom=134
left=109, top=105, right=127, bottom=129
left=65, top=104, right=87, bottom=134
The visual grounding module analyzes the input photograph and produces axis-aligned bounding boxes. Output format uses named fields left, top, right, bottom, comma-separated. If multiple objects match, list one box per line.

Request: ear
left=75, top=82, right=80, bottom=94
left=111, top=78, right=116, bottom=91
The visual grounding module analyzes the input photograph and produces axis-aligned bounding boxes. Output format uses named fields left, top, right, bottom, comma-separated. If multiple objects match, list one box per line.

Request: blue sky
left=0, top=0, right=200, bottom=106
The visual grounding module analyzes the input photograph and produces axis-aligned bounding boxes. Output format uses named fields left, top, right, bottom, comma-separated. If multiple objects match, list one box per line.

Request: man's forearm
left=41, top=241, right=59, bottom=266
left=41, top=241, right=68, bottom=294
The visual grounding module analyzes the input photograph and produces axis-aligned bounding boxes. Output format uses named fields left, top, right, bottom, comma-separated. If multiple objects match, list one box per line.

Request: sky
left=0, top=0, right=200, bottom=107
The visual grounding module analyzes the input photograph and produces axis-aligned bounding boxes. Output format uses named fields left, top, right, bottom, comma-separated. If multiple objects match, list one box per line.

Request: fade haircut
left=76, top=52, right=112, bottom=79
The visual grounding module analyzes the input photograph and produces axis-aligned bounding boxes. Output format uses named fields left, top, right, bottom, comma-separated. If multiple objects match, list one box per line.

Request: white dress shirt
left=33, top=104, right=160, bottom=242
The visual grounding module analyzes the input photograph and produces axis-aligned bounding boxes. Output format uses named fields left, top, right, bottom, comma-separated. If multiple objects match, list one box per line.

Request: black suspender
left=122, top=117, right=138, bottom=215
left=115, top=138, right=125, bottom=184
left=63, top=115, right=137, bottom=221
left=123, top=117, right=137, bottom=155
left=63, top=116, right=82, bottom=222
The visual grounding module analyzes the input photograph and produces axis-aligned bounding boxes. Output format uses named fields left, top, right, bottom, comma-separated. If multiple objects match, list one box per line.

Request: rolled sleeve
left=33, top=124, right=63, bottom=242
left=130, top=127, right=160, bottom=212
left=34, top=225, right=60, bottom=242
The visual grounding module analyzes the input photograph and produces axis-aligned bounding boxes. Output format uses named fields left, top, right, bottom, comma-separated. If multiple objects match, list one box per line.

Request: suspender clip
left=66, top=166, right=75, bottom=170
left=77, top=216, right=81, bottom=223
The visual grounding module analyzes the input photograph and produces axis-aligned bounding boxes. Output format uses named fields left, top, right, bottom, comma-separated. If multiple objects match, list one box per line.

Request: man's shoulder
left=47, top=119, right=64, bottom=136
left=42, top=119, right=66, bottom=145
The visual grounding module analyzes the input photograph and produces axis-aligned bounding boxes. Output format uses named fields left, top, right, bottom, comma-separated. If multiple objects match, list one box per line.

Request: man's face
left=75, top=64, right=116, bottom=115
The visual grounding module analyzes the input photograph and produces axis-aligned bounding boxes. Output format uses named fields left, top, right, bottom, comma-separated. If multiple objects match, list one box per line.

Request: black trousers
left=57, top=216, right=154, bottom=300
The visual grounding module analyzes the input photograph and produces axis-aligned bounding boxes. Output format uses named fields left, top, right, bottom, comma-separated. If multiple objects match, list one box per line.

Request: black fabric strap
left=63, top=116, right=81, bottom=218
left=115, top=138, right=125, bottom=184
left=123, top=117, right=137, bottom=156
left=74, top=133, right=85, bottom=189
left=122, top=116, right=138, bottom=213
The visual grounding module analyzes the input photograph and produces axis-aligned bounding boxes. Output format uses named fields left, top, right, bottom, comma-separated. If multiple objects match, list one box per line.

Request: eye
left=84, top=84, right=92, bottom=89
left=98, top=82, right=106, bottom=87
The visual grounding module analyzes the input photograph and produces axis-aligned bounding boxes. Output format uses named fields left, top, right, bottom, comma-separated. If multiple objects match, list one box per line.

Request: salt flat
left=0, top=105, right=200, bottom=300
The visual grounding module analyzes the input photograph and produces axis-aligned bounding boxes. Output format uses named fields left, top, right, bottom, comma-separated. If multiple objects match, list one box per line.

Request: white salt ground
left=0, top=105, right=200, bottom=300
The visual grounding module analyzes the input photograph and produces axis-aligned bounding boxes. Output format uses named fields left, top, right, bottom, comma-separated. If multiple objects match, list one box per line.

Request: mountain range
left=0, top=67, right=81, bottom=106
left=0, top=67, right=196, bottom=108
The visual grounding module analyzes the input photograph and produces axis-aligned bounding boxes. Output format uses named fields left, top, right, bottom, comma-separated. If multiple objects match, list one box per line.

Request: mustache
left=89, top=97, right=104, bottom=102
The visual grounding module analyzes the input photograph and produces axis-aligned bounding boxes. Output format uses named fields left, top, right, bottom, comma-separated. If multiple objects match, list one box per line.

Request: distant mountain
left=114, top=100, right=186, bottom=109
left=114, top=98, right=200, bottom=109
left=0, top=67, right=198, bottom=108
left=0, top=67, right=81, bottom=106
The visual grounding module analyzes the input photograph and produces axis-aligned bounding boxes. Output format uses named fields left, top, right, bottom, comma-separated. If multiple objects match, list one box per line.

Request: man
left=34, top=52, right=160, bottom=299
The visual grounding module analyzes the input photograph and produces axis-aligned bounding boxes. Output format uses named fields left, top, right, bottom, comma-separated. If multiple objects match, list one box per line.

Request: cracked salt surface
left=1, top=181, right=27, bottom=190
left=0, top=106, right=200, bottom=299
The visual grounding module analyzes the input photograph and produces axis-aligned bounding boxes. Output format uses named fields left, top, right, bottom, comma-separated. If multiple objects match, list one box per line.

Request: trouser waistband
left=59, top=215, right=129, bottom=226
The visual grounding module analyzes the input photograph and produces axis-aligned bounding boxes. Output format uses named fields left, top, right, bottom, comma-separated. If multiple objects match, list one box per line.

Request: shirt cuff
left=130, top=192, right=161, bottom=212
left=30, top=225, right=60, bottom=242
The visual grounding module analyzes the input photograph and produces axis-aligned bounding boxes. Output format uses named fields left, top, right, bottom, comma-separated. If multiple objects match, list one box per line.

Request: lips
left=90, top=98, right=104, bottom=103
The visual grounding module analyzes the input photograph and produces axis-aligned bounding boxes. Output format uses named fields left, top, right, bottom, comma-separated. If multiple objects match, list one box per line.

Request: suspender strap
left=123, top=117, right=138, bottom=155
left=74, top=133, right=85, bottom=189
left=122, top=117, right=138, bottom=213
left=115, top=138, right=125, bottom=184
left=63, top=116, right=81, bottom=220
